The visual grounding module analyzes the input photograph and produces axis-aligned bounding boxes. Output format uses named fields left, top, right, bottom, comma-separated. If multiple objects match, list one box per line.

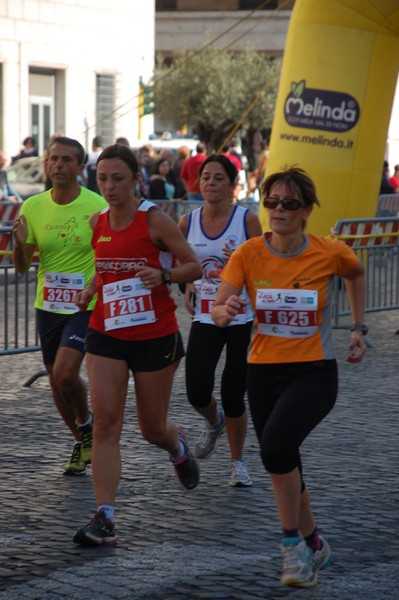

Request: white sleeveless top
left=186, top=204, right=253, bottom=325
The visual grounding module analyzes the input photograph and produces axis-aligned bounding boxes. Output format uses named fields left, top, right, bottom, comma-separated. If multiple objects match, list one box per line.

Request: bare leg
left=274, top=469, right=316, bottom=587
left=225, top=411, right=247, bottom=461
left=299, top=489, right=317, bottom=538
left=134, top=361, right=181, bottom=454
left=47, top=346, right=88, bottom=441
left=87, top=353, right=129, bottom=506
left=135, top=362, right=199, bottom=492
left=270, top=468, right=302, bottom=531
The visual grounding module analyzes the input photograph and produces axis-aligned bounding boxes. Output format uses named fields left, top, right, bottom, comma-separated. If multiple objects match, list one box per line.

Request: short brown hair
left=261, top=165, right=320, bottom=207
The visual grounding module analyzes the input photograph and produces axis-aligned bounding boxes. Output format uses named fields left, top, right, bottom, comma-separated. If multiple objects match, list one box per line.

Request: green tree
left=154, top=46, right=280, bottom=151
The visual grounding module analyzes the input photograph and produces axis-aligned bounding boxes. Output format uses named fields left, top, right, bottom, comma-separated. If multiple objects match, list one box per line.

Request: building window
left=240, top=0, right=278, bottom=8
left=155, top=1, right=280, bottom=10
left=96, top=74, right=115, bottom=146
left=156, top=0, right=177, bottom=10
left=29, top=70, right=57, bottom=154
left=155, top=0, right=282, bottom=12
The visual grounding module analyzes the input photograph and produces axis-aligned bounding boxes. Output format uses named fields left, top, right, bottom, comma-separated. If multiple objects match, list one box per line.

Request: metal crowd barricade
left=0, top=225, right=46, bottom=384
left=153, top=198, right=205, bottom=221
left=376, top=194, right=399, bottom=217
left=0, top=202, right=22, bottom=264
left=0, top=200, right=22, bottom=226
left=153, top=197, right=259, bottom=220
left=0, top=225, right=41, bottom=355
left=0, top=198, right=260, bottom=364
left=332, top=217, right=399, bottom=328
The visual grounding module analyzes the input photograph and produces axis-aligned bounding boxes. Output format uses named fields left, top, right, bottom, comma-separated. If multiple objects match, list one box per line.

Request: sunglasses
left=263, top=197, right=304, bottom=211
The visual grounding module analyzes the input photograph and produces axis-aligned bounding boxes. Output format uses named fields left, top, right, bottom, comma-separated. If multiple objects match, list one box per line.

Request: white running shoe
left=229, top=459, right=253, bottom=487
left=194, top=410, right=225, bottom=459
left=311, top=535, right=333, bottom=572
left=280, top=537, right=317, bottom=587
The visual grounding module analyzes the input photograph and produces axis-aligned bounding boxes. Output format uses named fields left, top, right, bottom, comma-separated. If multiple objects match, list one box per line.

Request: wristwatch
left=161, top=268, right=172, bottom=284
left=350, top=322, right=368, bottom=335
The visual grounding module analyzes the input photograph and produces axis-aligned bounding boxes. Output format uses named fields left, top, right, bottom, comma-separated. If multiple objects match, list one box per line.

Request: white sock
left=77, top=413, right=93, bottom=429
left=98, top=504, right=115, bottom=522
left=170, top=440, right=186, bottom=462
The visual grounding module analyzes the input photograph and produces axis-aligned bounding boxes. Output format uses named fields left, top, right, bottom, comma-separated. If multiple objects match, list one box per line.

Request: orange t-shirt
left=220, top=233, right=359, bottom=364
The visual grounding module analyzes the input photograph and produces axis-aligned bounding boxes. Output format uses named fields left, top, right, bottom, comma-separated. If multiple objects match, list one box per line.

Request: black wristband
left=161, top=268, right=172, bottom=284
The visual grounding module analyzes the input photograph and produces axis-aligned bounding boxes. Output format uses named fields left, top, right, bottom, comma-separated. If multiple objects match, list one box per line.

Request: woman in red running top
left=72, top=144, right=202, bottom=547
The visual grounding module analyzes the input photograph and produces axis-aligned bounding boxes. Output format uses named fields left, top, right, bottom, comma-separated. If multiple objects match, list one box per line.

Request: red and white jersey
left=89, top=200, right=178, bottom=340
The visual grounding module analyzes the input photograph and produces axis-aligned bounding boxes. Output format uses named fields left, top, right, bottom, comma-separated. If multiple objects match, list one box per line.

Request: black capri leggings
left=246, top=360, right=338, bottom=477
left=185, top=321, right=253, bottom=419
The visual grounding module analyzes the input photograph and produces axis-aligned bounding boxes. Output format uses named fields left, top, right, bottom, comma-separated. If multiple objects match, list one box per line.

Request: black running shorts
left=85, top=328, right=185, bottom=372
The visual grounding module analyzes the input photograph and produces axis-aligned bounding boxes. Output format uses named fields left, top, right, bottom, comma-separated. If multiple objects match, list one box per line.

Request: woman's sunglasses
left=263, top=197, right=304, bottom=211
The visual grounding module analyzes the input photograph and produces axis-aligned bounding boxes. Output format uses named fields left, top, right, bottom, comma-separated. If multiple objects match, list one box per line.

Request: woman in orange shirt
left=212, top=166, right=366, bottom=588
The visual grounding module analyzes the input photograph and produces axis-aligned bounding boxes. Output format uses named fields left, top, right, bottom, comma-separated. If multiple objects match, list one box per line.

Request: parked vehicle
left=130, top=134, right=199, bottom=159
left=6, top=157, right=45, bottom=200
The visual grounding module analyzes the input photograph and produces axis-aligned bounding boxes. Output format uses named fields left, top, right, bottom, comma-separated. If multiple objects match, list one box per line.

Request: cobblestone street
left=1, top=294, right=398, bottom=599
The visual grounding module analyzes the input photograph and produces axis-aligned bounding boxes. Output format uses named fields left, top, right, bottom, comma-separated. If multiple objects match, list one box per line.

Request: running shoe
left=280, top=537, right=316, bottom=587
left=311, top=535, right=333, bottom=572
left=64, top=442, right=86, bottom=476
left=229, top=459, right=253, bottom=487
left=73, top=508, right=117, bottom=546
left=194, top=410, right=225, bottom=459
left=78, top=419, right=93, bottom=465
left=172, top=429, right=200, bottom=490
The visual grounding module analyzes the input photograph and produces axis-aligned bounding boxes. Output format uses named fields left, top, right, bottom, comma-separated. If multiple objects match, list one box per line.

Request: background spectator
left=174, top=145, right=191, bottom=198
left=12, top=136, right=38, bottom=164
left=115, top=137, right=130, bottom=147
left=136, top=146, right=152, bottom=198
left=149, top=158, right=176, bottom=200
left=228, top=138, right=244, bottom=170
left=242, top=126, right=263, bottom=174
left=180, top=142, right=207, bottom=201
left=159, top=149, right=186, bottom=198
left=221, top=144, right=242, bottom=172
left=380, top=160, right=395, bottom=194
left=254, top=139, right=270, bottom=189
left=84, top=136, right=103, bottom=193
left=389, top=164, right=399, bottom=192
left=0, top=151, right=22, bottom=202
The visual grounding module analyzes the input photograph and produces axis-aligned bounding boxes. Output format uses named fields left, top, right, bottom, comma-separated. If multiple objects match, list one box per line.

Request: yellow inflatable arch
left=263, top=0, right=399, bottom=235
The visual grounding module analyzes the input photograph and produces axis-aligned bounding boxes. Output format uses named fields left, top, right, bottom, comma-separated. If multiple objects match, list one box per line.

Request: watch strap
left=350, top=322, right=368, bottom=335
left=161, top=268, right=172, bottom=284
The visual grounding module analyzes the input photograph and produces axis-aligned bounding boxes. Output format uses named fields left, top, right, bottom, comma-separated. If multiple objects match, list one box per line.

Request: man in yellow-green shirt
left=13, top=136, right=107, bottom=475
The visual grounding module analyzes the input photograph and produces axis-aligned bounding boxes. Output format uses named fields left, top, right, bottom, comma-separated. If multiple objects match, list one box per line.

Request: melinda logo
left=284, top=80, right=360, bottom=133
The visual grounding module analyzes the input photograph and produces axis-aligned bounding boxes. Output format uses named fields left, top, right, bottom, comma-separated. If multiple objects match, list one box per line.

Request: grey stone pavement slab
left=1, top=292, right=398, bottom=599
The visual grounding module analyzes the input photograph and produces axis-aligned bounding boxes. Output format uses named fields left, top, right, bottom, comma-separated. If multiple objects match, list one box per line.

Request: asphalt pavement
left=1, top=293, right=398, bottom=600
